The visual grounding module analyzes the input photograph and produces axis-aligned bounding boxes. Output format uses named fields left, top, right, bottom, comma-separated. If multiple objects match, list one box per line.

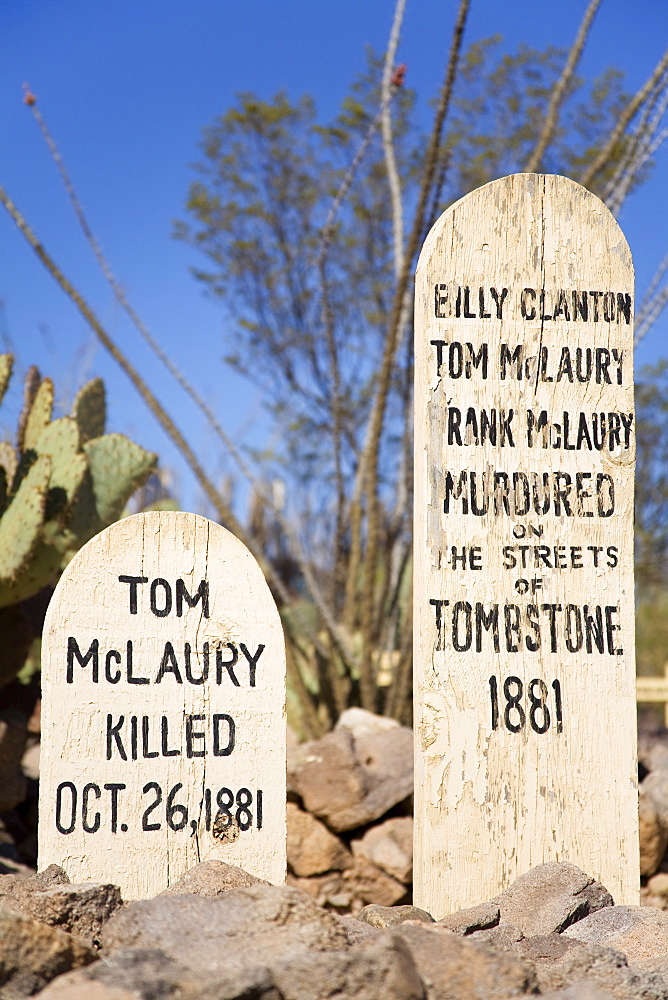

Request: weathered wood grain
left=39, top=511, right=286, bottom=899
left=413, top=174, right=638, bottom=916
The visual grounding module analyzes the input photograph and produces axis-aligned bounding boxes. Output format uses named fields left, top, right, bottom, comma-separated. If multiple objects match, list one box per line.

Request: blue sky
left=1, top=1, right=667, bottom=514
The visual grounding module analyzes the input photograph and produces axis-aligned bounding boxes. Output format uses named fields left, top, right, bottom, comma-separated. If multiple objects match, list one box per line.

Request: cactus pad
left=84, top=433, right=157, bottom=524
left=73, top=377, right=106, bottom=443
left=35, top=417, right=87, bottom=520
left=22, top=377, right=54, bottom=452
left=0, top=454, right=50, bottom=583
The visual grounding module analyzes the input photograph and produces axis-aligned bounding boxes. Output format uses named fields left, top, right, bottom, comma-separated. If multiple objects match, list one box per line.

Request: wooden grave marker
left=413, top=173, right=638, bottom=917
left=39, top=510, right=286, bottom=899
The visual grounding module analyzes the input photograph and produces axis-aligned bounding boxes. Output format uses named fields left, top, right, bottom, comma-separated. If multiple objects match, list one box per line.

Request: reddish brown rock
left=0, top=904, right=94, bottom=996
left=289, top=711, right=412, bottom=833
left=640, top=785, right=668, bottom=878
left=352, top=817, right=413, bottom=884
left=288, top=856, right=407, bottom=914
left=158, top=860, right=267, bottom=897
left=287, top=802, right=352, bottom=877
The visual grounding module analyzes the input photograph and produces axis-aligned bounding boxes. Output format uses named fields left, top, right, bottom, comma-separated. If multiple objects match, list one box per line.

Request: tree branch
left=523, top=0, right=602, bottom=173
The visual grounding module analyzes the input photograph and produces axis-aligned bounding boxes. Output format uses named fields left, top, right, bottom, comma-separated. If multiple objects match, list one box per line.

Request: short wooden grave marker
left=413, top=173, right=638, bottom=917
left=39, top=511, right=286, bottom=899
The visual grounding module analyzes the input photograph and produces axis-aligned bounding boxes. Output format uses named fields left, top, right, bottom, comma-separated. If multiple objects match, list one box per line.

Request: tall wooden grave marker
left=39, top=511, right=286, bottom=899
left=414, top=174, right=638, bottom=917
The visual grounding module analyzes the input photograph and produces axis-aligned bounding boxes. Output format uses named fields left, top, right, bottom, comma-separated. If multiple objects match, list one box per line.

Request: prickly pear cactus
left=0, top=357, right=157, bottom=685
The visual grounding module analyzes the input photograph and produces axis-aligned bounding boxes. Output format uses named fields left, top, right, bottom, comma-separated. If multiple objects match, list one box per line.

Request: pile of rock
left=638, top=724, right=668, bottom=911
left=2, top=859, right=668, bottom=998
left=287, top=708, right=413, bottom=913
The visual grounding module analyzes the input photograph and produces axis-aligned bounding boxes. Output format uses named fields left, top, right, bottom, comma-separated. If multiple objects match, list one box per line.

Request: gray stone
left=101, top=883, right=348, bottom=975
left=37, top=948, right=279, bottom=1000
left=0, top=903, right=94, bottom=997
left=271, top=935, right=424, bottom=1000
left=516, top=933, right=668, bottom=999
left=19, top=884, right=122, bottom=947
left=540, top=985, right=619, bottom=999
left=288, top=717, right=412, bottom=832
left=351, top=817, right=413, bottom=883
left=469, top=923, right=525, bottom=950
left=638, top=728, right=668, bottom=776
left=640, top=785, right=668, bottom=878
left=334, top=915, right=380, bottom=946
left=358, top=904, right=434, bottom=929
left=644, top=771, right=668, bottom=830
left=564, top=905, right=668, bottom=963
left=392, top=921, right=538, bottom=999
left=437, top=901, right=500, bottom=935
left=494, top=863, right=613, bottom=935
left=158, top=859, right=267, bottom=897
left=287, top=802, right=352, bottom=876
left=0, top=866, right=119, bottom=947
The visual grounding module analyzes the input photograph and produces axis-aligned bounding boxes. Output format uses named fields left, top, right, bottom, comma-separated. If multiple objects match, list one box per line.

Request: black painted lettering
left=176, top=578, right=209, bottom=618
left=104, top=783, right=125, bottom=834
left=435, top=284, right=448, bottom=318
left=106, top=714, right=127, bottom=761
left=186, top=715, right=206, bottom=757
left=239, top=643, right=264, bottom=686
left=216, top=643, right=240, bottom=685
left=429, top=598, right=448, bottom=651
left=155, top=642, right=183, bottom=684
left=521, top=287, right=536, bottom=319
left=67, top=637, right=99, bottom=683
left=213, top=714, right=236, bottom=756
left=118, top=575, right=148, bottom=614
left=161, top=716, right=180, bottom=757
left=150, top=578, right=172, bottom=617
left=82, top=783, right=101, bottom=834
left=184, top=641, right=209, bottom=684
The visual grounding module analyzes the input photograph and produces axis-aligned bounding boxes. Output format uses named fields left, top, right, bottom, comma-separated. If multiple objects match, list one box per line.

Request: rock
left=0, top=865, right=69, bottom=907
left=564, top=905, right=668, bottom=963
left=494, top=863, right=613, bottom=935
left=469, top=923, right=525, bottom=949
left=393, top=921, right=538, bottom=999
left=0, top=866, right=118, bottom=947
left=36, top=974, right=136, bottom=999
left=158, top=859, right=267, bottom=896
left=638, top=727, right=668, bottom=775
left=287, top=802, right=352, bottom=876
left=540, top=985, right=622, bottom=999
left=643, top=770, right=668, bottom=829
left=101, top=883, right=348, bottom=975
left=0, top=903, right=95, bottom=997
left=437, top=901, right=500, bottom=934
left=289, top=716, right=413, bottom=832
left=335, top=708, right=403, bottom=740
left=271, top=934, right=424, bottom=1000
left=288, top=855, right=407, bottom=913
left=640, top=785, right=668, bottom=877
left=516, top=933, right=668, bottom=999
left=19, top=884, right=122, bottom=947
left=358, top=904, right=434, bottom=929
left=351, top=817, right=413, bottom=883
left=0, top=711, right=28, bottom=812
left=37, top=948, right=279, bottom=999
left=645, top=873, right=668, bottom=911
left=335, top=915, right=380, bottom=946
left=21, top=740, right=40, bottom=781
